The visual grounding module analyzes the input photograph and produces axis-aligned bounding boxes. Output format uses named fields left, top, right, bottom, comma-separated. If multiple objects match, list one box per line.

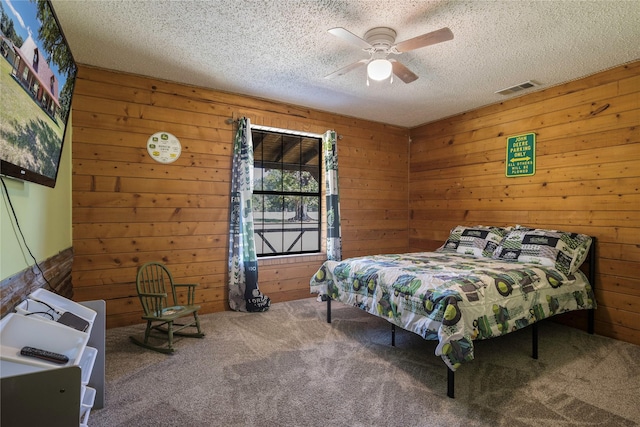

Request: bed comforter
left=310, top=252, right=595, bottom=371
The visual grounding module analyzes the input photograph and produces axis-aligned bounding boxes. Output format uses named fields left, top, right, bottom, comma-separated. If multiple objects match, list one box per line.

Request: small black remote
left=20, top=346, right=69, bottom=364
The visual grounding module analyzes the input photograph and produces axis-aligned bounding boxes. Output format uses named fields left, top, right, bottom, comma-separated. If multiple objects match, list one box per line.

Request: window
left=252, top=127, right=322, bottom=257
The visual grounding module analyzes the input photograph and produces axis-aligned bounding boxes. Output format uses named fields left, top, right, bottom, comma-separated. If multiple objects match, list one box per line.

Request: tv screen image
left=0, top=0, right=77, bottom=188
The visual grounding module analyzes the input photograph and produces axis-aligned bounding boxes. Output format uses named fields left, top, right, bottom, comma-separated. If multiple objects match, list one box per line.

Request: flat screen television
left=0, top=0, right=77, bottom=188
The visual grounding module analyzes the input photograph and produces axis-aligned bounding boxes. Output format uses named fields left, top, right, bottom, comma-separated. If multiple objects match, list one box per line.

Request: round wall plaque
left=147, top=132, right=181, bottom=164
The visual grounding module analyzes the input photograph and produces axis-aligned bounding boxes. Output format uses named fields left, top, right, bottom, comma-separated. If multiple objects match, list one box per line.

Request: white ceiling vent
left=495, top=80, right=540, bottom=96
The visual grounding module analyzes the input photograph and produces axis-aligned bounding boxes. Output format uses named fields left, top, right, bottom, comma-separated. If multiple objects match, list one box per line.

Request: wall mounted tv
left=0, top=0, right=77, bottom=188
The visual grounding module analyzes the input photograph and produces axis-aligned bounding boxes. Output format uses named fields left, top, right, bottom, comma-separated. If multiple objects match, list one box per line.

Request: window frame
left=251, top=125, right=323, bottom=258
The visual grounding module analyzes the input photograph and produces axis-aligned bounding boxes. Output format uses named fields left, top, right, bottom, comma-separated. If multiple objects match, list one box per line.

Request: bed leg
left=391, top=324, right=396, bottom=347
left=447, top=368, right=455, bottom=398
left=326, top=297, right=331, bottom=324
left=588, top=308, right=594, bottom=335
left=532, top=322, right=539, bottom=360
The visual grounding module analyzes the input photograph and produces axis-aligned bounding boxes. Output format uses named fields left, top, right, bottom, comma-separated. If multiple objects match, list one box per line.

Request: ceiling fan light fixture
left=367, top=59, right=392, bottom=81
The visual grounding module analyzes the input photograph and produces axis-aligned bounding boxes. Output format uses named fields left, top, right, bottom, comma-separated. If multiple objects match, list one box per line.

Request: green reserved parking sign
left=506, top=133, right=536, bottom=177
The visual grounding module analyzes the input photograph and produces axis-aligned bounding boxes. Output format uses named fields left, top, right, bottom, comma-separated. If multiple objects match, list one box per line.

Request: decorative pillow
left=493, top=227, right=592, bottom=275
left=437, top=225, right=509, bottom=258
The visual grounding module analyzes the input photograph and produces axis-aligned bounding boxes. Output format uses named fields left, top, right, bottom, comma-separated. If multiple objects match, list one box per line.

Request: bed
left=310, top=225, right=596, bottom=398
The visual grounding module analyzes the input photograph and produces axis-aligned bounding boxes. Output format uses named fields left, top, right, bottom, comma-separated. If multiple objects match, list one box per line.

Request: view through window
left=252, top=127, right=322, bottom=256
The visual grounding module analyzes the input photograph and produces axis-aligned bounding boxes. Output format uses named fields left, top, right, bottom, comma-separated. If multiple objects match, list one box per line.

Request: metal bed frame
left=322, top=237, right=597, bottom=399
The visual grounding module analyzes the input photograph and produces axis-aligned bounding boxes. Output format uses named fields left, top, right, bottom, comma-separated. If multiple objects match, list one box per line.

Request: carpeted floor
left=89, top=298, right=640, bottom=426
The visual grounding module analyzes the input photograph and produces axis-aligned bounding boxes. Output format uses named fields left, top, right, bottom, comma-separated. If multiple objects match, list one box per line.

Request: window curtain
left=323, top=130, right=342, bottom=261
left=228, top=117, right=270, bottom=312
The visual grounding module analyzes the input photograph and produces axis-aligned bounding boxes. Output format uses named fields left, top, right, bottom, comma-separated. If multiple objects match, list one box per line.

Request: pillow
left=437, top=225, right=509, bottom=258
left=493, top=227, right=592, bottom=275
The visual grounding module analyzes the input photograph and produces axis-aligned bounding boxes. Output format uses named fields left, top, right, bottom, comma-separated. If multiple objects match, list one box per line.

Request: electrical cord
left=0, top=176, right=52, bottom=288
left=25, top=311, right=56, bottom=320
left=24, top=298, right=60, bottom=317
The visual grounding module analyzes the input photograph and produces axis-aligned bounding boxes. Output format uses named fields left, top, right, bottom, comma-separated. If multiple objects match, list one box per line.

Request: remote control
left=20, top=346, right=69, bottom=364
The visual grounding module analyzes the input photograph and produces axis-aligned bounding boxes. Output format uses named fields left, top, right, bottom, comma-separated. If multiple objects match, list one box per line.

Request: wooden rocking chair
left=130, top=262, right=205, bottom=353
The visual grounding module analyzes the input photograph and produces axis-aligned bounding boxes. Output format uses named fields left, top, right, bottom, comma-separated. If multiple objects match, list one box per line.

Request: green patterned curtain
left=228, top=117, right=270, bottom=312
left=323, top=130, right=342, bottom=261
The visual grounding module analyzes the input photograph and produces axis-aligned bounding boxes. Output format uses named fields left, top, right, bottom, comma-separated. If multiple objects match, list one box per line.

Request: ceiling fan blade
left=324, top=59, right=369, bottom=79
left=390, top=60, right=419, bottom=83
left=328, top=27, right=372, bottom=49
left=394, top=27, right=454, bottom=52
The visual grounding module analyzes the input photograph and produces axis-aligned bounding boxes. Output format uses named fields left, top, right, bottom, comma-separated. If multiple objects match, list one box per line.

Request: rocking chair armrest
left=174, top=283, right=198, bottom=305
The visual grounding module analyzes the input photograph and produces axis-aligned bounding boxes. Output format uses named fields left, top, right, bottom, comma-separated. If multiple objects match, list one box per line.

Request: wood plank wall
left=408, top=61, right=640, bottom=346
left=0, top=248, right=74, bottom=317
left=71, top=66, right=409, bottom=328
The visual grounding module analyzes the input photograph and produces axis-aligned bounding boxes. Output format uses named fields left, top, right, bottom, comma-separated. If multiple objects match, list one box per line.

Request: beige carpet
left=89, top=298, right=639, bottom=426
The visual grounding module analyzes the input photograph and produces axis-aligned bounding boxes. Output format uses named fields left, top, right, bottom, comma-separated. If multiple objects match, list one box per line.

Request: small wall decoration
left=147, top=132, right=181, bottom=164
left=506, top=132, right=535, bottom=177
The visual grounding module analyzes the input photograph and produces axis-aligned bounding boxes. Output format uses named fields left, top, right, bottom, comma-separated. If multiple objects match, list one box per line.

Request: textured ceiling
left=51, top=0, right=640, bottom=128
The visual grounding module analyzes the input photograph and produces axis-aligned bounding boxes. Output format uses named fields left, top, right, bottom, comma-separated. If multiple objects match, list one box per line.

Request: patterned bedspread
left=310, top=252, right=595, bottom=371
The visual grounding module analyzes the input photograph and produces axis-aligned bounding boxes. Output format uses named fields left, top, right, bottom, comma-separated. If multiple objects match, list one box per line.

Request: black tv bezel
left=0, top=0, right=77, bottom=189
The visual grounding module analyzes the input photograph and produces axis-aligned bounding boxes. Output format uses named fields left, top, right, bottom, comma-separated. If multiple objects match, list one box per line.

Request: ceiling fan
left=325, top=26, right=453, bottom=84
